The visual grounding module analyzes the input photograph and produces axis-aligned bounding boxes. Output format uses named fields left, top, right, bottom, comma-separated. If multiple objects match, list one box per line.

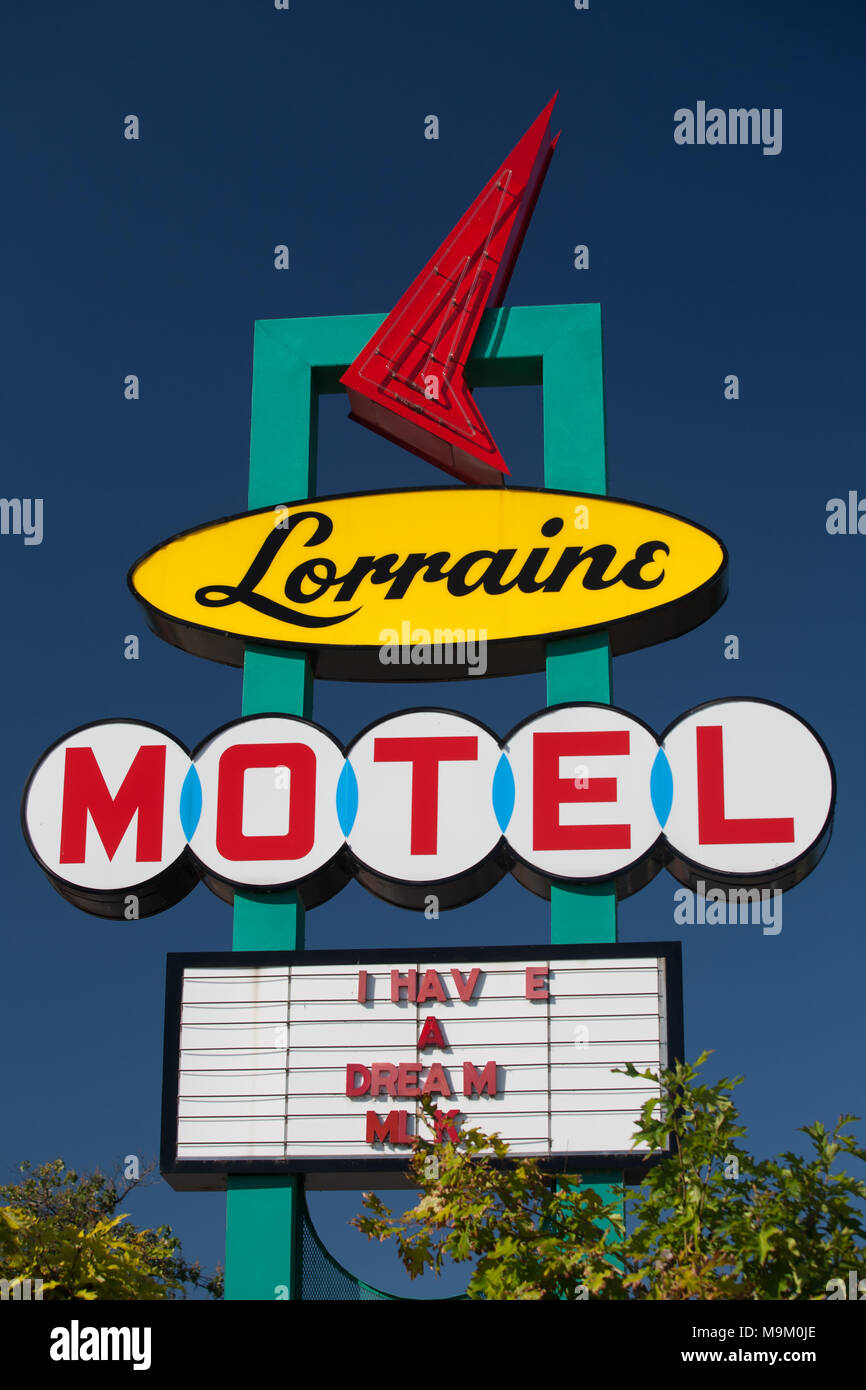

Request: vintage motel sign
left=18, top=97, right=839, bottom=1290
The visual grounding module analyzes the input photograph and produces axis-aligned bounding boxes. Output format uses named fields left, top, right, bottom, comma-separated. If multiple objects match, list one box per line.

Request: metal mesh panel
left=298, top=1192, right=468, bottom=1300
left=299, top=1193, right=396, bottom=1300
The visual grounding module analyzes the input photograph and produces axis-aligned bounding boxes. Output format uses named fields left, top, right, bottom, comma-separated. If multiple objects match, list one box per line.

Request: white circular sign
left=661, top=698, right=834, bottom=889
left=187, top=714, right=347, bottom=901
left=22, top=719, right=192, bottom=914
left=503, top=703, right=664, bottom=894
left=346, top=709, right=504, bottom=907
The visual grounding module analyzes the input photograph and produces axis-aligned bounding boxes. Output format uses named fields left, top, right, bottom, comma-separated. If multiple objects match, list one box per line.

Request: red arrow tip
left=340, top=103, right=559, bottom=485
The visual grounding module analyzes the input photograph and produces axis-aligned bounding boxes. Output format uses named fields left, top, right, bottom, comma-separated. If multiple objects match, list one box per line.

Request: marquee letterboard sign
left=160, top=944, right=683, bottom=1189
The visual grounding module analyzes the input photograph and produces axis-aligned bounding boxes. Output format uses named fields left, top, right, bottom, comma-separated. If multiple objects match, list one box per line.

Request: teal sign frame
left=224, top=303, right=619, bottom=1300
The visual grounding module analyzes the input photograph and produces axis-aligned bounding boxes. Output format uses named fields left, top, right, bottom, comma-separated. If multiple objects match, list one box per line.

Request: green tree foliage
left=0, top=1159, right=223, bottom=1300
left=356, top=1120, right=625, bottom=1300
left=353, top=1054, right=866, bottom=1300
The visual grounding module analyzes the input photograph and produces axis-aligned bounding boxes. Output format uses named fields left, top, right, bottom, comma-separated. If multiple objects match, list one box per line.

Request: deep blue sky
left=2, top=0, right=863, bottom=1298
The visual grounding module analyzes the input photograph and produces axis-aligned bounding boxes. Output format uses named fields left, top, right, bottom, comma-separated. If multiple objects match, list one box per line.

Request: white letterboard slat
left=177, top=1117, right=286, bottom=1145
left=177, top=1142, right=285, bottom=1159
left=179, top=1023, right=288, bottom=1052
left=162, top=946, right=682, bottom=1188
left=178, top=1069, right=288, bottom=1098
left=182, top=1003, right=289, bottom=1026
left=178, top=1096, right=288, bottom=1119
left=182, top=974, right=290, bottom=1005
left=548, top=1015, right=662, bottom=1044
left=280, top=1113, right=552, bottom=1148
left=547, top=1041, right=662, bottom=1067
left=178, top=1047, right=289, bottom=1069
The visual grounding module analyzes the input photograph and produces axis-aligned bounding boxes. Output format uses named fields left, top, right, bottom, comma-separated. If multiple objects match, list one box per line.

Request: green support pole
left=543, top=305, right=616, bottom=946
left=542, top=306, right=623, bottom=1244
left=224, top=323, right=316, bottom=1301
left=221, top=304, right=622, bottom=1297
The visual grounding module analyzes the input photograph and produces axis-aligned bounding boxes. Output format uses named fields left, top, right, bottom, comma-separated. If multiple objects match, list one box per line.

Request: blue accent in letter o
left=492, top=753, right=516, bottom=832
left=650, top=748, right=673, bottom=828
left=179, top=765, right=202, bottom=840
left=336, top=760, right=359, bottom=837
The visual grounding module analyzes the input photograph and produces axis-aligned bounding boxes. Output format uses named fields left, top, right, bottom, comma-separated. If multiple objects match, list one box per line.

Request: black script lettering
left=284, top=558, right=338, bottom=603
left=193, top=504, right=674, bottom=631
left=330, top=555, right=400, bottom=602
left=512, top=521, right=565, bottom=593
left=612, top=541, right=669, bottom=588
left=445, top=550, right=516, bottom=597
left=542, top=544, right=620, bottom=592
left=196, top=510, right=359, bottom=629
left=446, top=547, right=552, bottom=597
left=515, top=548, right=558, bottom=593
left=480, top=549, right=522, bottom=595
left=382, top=552, right=452, bottom=600
left=332, top=552, right=453, bottom=602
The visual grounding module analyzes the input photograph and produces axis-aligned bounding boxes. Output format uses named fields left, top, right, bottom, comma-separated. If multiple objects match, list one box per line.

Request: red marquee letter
left=525, top=966, right=549, bottom=1000
left=346, top=1065, right=371, bottom=1097
left=422, top=1063, right=452, bottom=1098
left=417, top=1016, right=447, bottom=1051
left=396, top=1064, right=422, bottom=1098
left=391, top=969, right=417, bottom=1003
left=463, top=1061, right=498, bottom=1097
left=416, top=970, right=447, bottom=1003
left=450, top=968, right=481, bottom=1002
left=432, top=1108, right=461, bottom=1142
left=366, top=1110, right=413, bottom=1145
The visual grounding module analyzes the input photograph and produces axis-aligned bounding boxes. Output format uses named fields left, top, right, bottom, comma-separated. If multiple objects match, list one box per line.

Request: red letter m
left=59, top=746, right=167, bottom=863
left=463, top=1061, right=498, bottom=1097
left=365, top=1110, right=412, bottom=1145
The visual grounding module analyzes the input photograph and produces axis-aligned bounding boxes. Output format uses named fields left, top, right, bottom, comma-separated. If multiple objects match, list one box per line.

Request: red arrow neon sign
left=341, top=96, right=560, bottom=485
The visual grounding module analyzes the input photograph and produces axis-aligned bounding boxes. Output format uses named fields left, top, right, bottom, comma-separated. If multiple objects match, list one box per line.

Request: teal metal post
left=543, top=305, right=622, bottom=1215
left=222, top=304, right=622, bottom=1296
left=224, top=324, right=316, bottom=1301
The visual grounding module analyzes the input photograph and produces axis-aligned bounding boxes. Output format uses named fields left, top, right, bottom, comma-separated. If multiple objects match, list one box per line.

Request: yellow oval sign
left=129, top=488, right=727, bottom=679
